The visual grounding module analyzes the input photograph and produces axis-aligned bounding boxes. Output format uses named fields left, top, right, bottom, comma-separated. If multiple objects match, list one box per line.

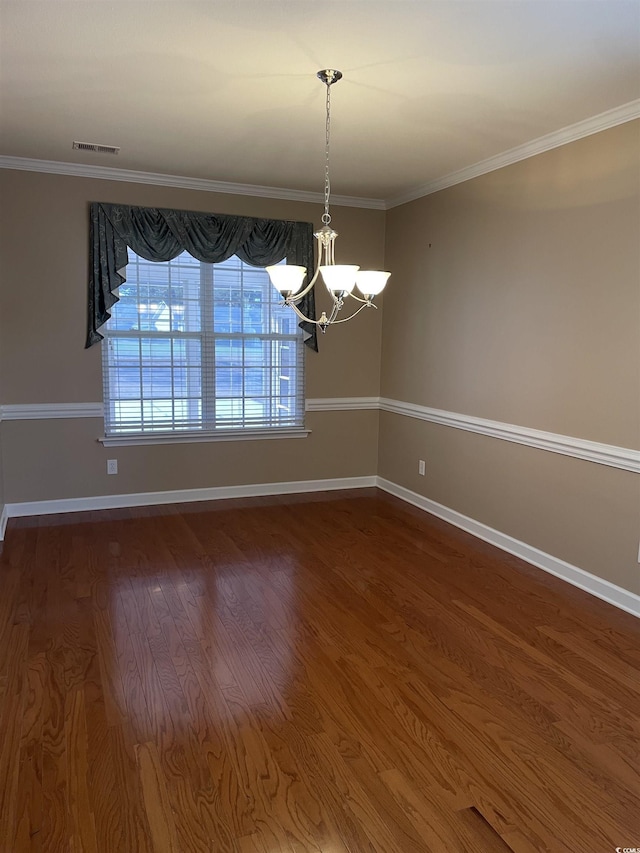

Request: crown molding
left=2, top=100, right=637, bottom=210
left=386, top=99, right=640, bottom=208
left=0, top=155, right=386, bottom=211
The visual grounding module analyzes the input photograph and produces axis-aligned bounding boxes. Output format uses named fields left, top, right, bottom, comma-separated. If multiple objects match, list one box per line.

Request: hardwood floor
left=0, top=488, right=638, bottom=852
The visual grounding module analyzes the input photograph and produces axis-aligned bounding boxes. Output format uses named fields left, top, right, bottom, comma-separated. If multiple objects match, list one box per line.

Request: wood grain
left=0, top=489, right=638, bottom=851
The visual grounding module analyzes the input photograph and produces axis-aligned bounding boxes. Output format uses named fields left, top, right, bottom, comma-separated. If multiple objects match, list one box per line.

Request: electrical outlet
left=107, top=459, right=118, bottom=475
left=418, top=459, right=425, bottom=476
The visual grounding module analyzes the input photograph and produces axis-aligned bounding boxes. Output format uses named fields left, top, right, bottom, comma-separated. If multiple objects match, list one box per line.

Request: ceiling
left=1, top=0, right=639, bottom=204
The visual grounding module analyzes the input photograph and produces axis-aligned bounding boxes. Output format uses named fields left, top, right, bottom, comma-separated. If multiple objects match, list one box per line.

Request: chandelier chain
left=322, top=80, right=332, bottom=225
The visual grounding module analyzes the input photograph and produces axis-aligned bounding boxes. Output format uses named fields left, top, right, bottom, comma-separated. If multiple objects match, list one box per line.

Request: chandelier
left=267, top=70, right=390, bottom=332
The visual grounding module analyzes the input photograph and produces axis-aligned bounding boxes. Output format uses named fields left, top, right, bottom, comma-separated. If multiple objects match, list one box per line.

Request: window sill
left=98, top=428, right=311, bottom=447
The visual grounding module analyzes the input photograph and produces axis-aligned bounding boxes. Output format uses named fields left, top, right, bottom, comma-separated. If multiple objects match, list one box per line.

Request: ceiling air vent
left=72, top=141, right=120, bottom=155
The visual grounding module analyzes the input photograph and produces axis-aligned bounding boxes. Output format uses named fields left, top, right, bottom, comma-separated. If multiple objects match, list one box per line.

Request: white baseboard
left=4, top=476, right=378, bottom=521
left=2, top=474, right=637, bottom=619
left=377, top=477, right=640, bottom=619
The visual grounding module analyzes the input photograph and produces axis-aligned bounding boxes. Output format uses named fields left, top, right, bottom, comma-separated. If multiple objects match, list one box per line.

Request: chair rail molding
left=1, top=398, right=637, bottom=473
left=0, top=402, right=104, bottom=420
left=379, top=398, right=640, bottom=474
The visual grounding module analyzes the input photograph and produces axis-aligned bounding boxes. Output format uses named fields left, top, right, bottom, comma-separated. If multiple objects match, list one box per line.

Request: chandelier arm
left=286, top=262, right=320, bottom=303
left=324, top=302, right=375, bottom=324
left=284, top=296, right=375, bottom=327
left=285, top=299, right=320, bottom=325
left=327, top=299, right=342, bottom=324
left=345, top=293, right=372, bottom=305
left=289, top=277, right=316, bottom=302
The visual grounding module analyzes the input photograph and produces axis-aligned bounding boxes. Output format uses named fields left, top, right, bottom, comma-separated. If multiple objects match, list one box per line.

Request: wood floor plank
left=453, top=807, right=516, bottom=852
left=135, top=741, right=180, bottom=853
left=0, top=624, right=29, bottom=848
left=0, top=490, right=638, bottom=851
left=11, top=741, right=43, bottom=853
left=105, top=724, right=154, bottom=853
left=537, top=623, right=640, bottom=700
left=65, top=688, right=99, bottom=853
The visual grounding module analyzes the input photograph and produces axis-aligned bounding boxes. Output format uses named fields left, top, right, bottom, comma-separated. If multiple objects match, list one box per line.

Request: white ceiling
left=1, top=0, right=639, bottom=204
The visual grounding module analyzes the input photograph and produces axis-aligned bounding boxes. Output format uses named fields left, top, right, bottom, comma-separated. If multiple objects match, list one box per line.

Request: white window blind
left=102, top=250, right=305, bottom=436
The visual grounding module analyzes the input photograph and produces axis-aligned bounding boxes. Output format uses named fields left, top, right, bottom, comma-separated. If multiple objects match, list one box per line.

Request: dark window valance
left=87, top=201, right=317, bottom=350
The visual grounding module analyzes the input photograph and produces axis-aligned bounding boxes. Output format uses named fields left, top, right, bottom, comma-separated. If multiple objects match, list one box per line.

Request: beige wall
left=1, top=123, right=638, bottom=599
left=2, top=411, right=378, bottom=504
left=381, top=120, right=640, bottom=595
left=378, top=413, right=638, bottom=592
left=0, top=170, right=384, bottom=502
left=0, top=316, right=5, bottom=516
left=0, top=424, right=4, bottom=517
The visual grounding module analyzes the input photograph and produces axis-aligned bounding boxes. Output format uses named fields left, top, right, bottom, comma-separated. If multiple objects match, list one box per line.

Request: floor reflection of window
left=110, top=556, right=298, bottom=722
left=211, top=562, right=296, bottom=713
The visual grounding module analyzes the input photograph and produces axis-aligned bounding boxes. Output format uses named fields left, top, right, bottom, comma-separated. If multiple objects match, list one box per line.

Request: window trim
left=98, top=427, right=311, bottom=447
left=101, top=250, right=306, bottom=439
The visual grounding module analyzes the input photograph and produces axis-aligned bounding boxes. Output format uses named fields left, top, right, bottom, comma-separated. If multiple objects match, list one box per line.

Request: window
left=101, top=250, right=305, bottom=439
